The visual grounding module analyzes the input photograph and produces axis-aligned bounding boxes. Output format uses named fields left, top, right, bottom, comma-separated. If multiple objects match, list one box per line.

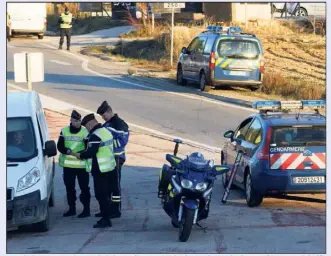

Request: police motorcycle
left=158, top=138, right=230, bottom=242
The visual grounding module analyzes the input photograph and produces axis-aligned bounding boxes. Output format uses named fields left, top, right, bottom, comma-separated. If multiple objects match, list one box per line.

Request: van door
left=214, top=38, right=262, bottom=82
left=36, top=111, right=52, bottom=198
left=183, top=37, right=201, bottom=80
left=190, top=36, right=207, bottom=80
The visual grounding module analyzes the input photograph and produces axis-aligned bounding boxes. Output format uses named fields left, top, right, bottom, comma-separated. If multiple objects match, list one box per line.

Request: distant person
left=58, top=7, right=73, bottom=51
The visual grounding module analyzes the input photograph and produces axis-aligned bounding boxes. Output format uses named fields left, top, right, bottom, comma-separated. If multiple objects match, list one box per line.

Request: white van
left=7, top=3, right=47, bottom=39
left=7, top=91, right=57, bottom=232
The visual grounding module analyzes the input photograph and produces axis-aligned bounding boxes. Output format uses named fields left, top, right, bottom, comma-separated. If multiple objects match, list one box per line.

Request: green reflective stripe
left=117, top=140, right=121, bottom=147
left=59, top=154, right=86, bottom=168
left=63, top=136, right=84, bottom=142
left=114, top=140, right=118, bottom=148
left=100, top=139, right=113, bottom=147
left=111, top=199, right=121, bottom=202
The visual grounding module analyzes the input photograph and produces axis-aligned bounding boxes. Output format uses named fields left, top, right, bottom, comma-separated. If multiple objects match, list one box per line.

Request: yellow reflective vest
left=59, top=126, right=88, bottom=168
left=60, top=12, right=72, bottom=29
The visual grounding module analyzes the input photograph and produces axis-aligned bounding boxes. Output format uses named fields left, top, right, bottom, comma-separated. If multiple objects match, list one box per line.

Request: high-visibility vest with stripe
left=59, top=126, right=88, bottom=168
left=86, top=127, right=116, bottom=173
left=60, top=13, right=72, bottom=29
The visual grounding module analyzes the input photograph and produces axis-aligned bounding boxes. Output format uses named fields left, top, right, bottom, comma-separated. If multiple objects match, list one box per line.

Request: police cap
left=81, top=113, right=96, bottom=126
left=71, top=110, right=81, bottom=121
left=97, top=100, right=109, bottom=115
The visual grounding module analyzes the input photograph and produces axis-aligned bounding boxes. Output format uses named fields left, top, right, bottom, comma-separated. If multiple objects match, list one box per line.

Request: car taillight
left=260, top=58, right=265, bottom=73
left=257, top=127, right=272, bottom=160
left=209, top=52, right=215, bottom=70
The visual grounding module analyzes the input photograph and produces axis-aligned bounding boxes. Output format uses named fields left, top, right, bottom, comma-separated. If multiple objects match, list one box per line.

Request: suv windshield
left=217, top=39, right=260, bottom=59
left=7, top=117, right=38, bottom=162
left=271, top=126, right=326, bottom=147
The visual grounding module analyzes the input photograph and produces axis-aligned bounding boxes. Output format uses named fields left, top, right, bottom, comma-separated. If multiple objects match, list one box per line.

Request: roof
left=258, top=112, right=326, bottom=127
left=7, top=91, right=39, bottom=118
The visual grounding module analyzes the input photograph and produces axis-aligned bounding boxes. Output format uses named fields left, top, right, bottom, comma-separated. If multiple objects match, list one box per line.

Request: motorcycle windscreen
left=269, top=125, right=326, bottom=170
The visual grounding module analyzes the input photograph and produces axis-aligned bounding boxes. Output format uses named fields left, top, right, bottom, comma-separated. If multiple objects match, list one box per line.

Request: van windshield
left=217, top=39, right=261, bottom=59
left=7, top=117, right=38, bottom=162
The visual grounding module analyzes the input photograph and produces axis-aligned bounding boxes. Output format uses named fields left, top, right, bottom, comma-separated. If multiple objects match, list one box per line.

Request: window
left=271, top=126, right=326, bottom=147
left=245, top=118, right=262, bottom=145
left=234, top=118, right=253, bottom=140
left=217, top=39, right=261, bottom=59
left=7, top=117, right=37, bottom=162
left=187, top=37, right=200, bottom=52
left=195, top=37, right=207, bottom=54
left=203, top=37, right=215, bottom=55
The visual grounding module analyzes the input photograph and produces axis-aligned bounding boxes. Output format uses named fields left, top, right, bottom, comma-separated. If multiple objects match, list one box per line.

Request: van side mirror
left=223, top=130, right=234, bottom=139
left=44, top=140, right=57, bottom=157
left=181, top=47, right=188, bottom=54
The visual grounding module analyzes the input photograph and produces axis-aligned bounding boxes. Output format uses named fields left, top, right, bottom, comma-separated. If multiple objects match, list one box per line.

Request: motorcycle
left=158, top=138, right=230, bottom=242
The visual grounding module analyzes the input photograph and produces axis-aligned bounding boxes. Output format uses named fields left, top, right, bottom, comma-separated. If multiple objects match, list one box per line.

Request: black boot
left=109, top=212, right=121, bottom=219
left=93, top=218, right=112, bottom=228
left=77, top=207, right=90, bottom=218
left=67, top=47, right=70, bottom=51
left=58, top=45, right=62, bottom=50
left=63, top=207, right=76, bottom=217
left=95, top=212, right=102, bottom=217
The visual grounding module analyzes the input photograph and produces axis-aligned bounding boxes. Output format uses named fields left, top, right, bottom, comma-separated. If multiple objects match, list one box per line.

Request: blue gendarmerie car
left=221, top=100, right=326, bottom=207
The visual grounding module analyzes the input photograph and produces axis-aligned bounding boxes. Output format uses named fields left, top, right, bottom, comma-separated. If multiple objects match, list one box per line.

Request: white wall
left=233, top=3, right=272, bottom=22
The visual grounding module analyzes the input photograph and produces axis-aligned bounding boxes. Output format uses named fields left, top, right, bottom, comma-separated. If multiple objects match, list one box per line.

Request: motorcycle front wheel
left=178, top=207, right=195, bottom=242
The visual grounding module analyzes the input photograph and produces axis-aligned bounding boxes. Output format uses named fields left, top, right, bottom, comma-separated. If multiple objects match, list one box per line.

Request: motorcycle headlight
left=17, top=168, right=40, bottom=192
left=196, top=182, right=208, bottom=191
left=181, top=179, right=193, bottom=189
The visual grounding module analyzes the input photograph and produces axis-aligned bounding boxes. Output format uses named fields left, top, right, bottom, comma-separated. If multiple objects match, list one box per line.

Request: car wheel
left=199, top=72, right=211, bottom=92
left=245, top=172, right=263, bottom=207
left=38, top=34, right=44, bottom=39
left=295, top=7, right=308, bottom=17
left=176, top=65, right=187, bottom=86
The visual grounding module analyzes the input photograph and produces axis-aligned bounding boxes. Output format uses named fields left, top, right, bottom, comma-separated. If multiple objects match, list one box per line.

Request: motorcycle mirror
left=212, top=165, right=230, bottom=175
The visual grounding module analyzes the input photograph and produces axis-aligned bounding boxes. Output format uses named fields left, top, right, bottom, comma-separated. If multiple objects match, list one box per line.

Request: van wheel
left=38, top=34, right=44, bottom=39
left=245, top=173, right=263, bottom=207
left=199, top=72, right=211, bottom=92
left=33, top=205, right=50, bottom=232
left=177, top=65, right=187, bottom=86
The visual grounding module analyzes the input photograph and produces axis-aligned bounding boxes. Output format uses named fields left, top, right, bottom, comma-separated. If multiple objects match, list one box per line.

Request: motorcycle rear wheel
left=178, top=208, right=195, bottom=242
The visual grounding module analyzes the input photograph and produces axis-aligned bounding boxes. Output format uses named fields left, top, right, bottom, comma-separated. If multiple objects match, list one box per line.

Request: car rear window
left=217, top=39, right=261, bottom=59
left=271, top=126, right=326, bottom=147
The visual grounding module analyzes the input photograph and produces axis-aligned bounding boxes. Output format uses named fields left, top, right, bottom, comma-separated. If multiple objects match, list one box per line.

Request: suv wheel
left=176, top=65, right=187, bottom=86
left=248, top=85, right=260, bottom=92
left=245, top=172, right=263, bottom=207
left=199, top=72, right=211, bottom=92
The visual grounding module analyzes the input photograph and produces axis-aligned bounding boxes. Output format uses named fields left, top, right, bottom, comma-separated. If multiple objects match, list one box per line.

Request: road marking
left=7, top=83, right=223, bottom=152
left=49, top=60, right=72, bottom=66
left=39, top=42, right=256, bottom=113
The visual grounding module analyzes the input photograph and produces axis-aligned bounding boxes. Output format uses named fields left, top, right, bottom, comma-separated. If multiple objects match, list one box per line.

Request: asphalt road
left=6, top=34, right=254, bottom=148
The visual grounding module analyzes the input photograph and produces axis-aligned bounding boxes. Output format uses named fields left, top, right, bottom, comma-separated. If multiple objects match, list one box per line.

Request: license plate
left=293, top=176, right=325, bottom=184
left=224, top=70, right=248, bottom=76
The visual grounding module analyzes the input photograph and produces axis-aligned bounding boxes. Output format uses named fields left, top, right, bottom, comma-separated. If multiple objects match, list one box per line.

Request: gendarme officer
left=57, top=110, right=91, bottom=218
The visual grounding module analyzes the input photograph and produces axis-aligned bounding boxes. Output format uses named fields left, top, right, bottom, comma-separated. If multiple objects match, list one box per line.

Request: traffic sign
left=164, top=3, right=185, bottom=9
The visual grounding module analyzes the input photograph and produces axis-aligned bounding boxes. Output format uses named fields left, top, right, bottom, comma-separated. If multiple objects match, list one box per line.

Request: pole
left=170, top=7, right=174, bottom=67
left=245, top=2, right=248, bottom=28
left=26, top=53, right=32, bottom=91
left=152, top=13, right=155, bottom=33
